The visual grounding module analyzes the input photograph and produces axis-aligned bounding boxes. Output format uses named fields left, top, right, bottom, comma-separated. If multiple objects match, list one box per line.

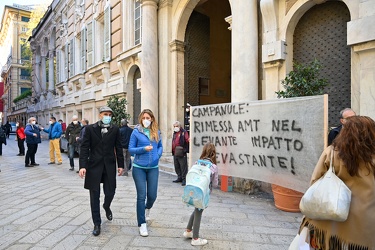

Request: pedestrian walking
left=4, top=121, right=11, bottom=138
left=78, top=106, right=124, bottom=236
left=16, top=122, right=26, bottom=156
left=24, top=117, right=42, bottom=167
left=171, top=121, right=190, bottom=186
left=76, top=118, right=89, bottom=173
left=0, top=125, right=6, bottom=155
left=183, top=143, right=218, bottom=246
left=119, top=119, right=133, bottom=176
left=128, top=109, right=163, bottom=237
left=296, top=116, right=375, bottom=249
left=65, top=115, right=81, bottom=171
left=41, top=116, right=63, bottom=165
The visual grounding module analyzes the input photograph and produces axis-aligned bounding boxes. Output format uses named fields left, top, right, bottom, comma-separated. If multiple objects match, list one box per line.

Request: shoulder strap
left=330, top=147, right=335, bottom=174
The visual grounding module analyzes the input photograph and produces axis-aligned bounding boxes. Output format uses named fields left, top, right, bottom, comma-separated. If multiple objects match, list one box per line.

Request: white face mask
left=31, top=121, right=36, bottom=125
left=73, top=121, right=78, bottom=125
left=173, top=127, right=180, bottom=133
left=49, top=121, right=53, bottom=125
left=142, top=119, right=151, bottom=128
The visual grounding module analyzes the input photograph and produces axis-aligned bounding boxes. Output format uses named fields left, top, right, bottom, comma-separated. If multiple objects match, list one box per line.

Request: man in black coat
left=78, top=106, right=124, bottom=236
left=119, top=119, right=133, bottom=176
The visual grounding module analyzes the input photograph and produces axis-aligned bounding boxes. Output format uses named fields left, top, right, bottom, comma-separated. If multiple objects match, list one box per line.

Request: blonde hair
left=199, top=143, right=217, bottom=164
left=138, top=109, right=159, bottom=141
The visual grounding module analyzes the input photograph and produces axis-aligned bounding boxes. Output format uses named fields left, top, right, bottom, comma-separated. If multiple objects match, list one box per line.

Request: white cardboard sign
left=189, top=95, right=328, bottom=192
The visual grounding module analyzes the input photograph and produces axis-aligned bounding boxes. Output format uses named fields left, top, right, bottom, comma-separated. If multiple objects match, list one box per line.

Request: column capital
left=138, top=0, right=159, bottom=7
left=169, top=40, right=185, bottom=52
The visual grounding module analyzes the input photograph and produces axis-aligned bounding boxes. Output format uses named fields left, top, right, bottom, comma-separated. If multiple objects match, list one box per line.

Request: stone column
left=231, top=1, right=258, bottom=102
left=48, top=50, right=55, bottom=99
left=139, top=0, right=159, bottom=117
left=34, top=54, right=41, bottom=94
left=41, top=55, right=47, bottom=91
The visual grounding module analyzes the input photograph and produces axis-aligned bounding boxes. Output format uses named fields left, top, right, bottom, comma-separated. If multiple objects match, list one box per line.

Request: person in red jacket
left=16, top=122, right=26, bottom=156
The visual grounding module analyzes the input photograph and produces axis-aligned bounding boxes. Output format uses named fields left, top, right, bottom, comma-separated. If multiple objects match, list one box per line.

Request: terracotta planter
left=271, top=184, right=304, bottom=213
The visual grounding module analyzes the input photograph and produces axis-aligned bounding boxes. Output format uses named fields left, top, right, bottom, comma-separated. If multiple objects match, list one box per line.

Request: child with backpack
left=182, top=143, right=218, bottom=246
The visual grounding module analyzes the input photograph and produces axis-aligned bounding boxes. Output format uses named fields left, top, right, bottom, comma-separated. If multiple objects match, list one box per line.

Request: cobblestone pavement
left=0, top=134, right=302, bottom=249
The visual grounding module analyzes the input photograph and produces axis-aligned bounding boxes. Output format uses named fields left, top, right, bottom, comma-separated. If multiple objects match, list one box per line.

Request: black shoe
left=69, top=167, right=74, bottom=171
left=181, top=180, right=186, bottom=186
left=103, top=206, right=113, bottom=221
left=30, top=163, right=40, bottom=166
left=25, top=164, right=33, bottom=167
left=17, top=154, right=23, bottom=156
left=76, top=170, right=79, bottom=173
left=92, top=225, right=101, bottom=236
left=173, top=178, right=182, bottom=183
left=48, top=162, right=55, bottom=165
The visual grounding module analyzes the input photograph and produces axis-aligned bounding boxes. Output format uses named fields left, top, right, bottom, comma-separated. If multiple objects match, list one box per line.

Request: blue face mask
left=102, top=116, right=112, bottom=125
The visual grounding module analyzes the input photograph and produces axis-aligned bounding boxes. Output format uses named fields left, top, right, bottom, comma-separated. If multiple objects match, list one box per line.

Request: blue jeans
left=68, top=143, right=76, bottom=167
left=132, top=166, right=159, bottom=226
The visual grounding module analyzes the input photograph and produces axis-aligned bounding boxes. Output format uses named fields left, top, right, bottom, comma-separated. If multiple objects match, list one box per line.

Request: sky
left=0, top=0, right=52, bottom=18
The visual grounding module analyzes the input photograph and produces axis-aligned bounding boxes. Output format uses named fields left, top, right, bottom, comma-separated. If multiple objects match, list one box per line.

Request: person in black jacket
left=0, top=125, right=6, bottom=155
left=78, top=106, right=124, bottom=236
left=24, top=117, right=42, bottom=167
left=65, top=115, right=81, bottom=171
left=172, top=121, right=190, bottom=186
left=119, top=119, right=133, bottom=176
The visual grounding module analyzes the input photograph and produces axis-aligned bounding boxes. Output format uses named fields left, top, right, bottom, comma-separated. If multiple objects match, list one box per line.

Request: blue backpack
left=182, top=159, right=212, bottom=209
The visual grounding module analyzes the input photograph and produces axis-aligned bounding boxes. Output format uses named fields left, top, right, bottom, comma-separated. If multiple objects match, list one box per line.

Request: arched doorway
left=132, top=67, right=141, bottom=124
left=184, top=0, right=232, bottom=106
left=293, top=1, right=351, bottom=127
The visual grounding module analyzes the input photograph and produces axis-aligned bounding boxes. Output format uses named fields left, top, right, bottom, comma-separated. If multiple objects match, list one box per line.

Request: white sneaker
left=191, top=238, right=208, bottom=246
left=145, top=208, right=150, bottom=221
left=183, top=230, right=193, bottom=239
left=139, top=223, right=148, bottom=237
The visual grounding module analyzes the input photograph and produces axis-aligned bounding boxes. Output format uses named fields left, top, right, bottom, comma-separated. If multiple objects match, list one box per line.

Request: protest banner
left=189, top=95, right=328, bottom=192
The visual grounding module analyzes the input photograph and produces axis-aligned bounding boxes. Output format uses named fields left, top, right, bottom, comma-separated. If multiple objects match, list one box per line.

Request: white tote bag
left=289, top=227, right=312, bottom=250
left=299, top=148, right=351, bottom=222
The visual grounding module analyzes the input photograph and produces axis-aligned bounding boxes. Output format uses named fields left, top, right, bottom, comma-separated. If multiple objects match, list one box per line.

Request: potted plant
left=272, top=59, right=328, bottom=212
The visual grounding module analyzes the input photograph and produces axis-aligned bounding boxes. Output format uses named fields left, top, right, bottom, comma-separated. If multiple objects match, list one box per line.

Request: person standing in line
left=0, top=125, right=6, bottom=156
left=183, top=143, right=219, bottom=246
left=297, top=116, right=375, bottom=249
left=171, top=121, right=190, bottom=186
left=24, top=117, right=42, bottom=167
left=328, top=108, right=356, bottom=145
left=119, top=119, right=133, bottom=176
left=41, top=116, right=63, bottom=165
left=76, top=118, right=89, bottom=173
left=65, top=115, right=81, bottom=171
left=16, top=122, right=26, bottom=156
left=128, top=109, right=163, bottom=237
left=78, top=106, right=124, bottom=236
left=58, top=119, right=67, bottom=133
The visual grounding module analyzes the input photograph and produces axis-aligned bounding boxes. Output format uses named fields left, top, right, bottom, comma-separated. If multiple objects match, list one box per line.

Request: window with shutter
left=134, top=1, right=141, bottom=45
left=87, top=21, right=93, bottom=68
left=81, top=27, right=86, bottom=72
left=104, top=5, right=111, bottom=61
left=64, top=45, right=68, bottom=80
left=56, top=50, right=60, bottom=83
left=69, top=39, right=75, bottom=76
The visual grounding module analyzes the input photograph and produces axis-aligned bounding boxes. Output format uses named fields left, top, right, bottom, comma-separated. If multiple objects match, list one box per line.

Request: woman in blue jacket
left=129, top=109, right=163, bottom=237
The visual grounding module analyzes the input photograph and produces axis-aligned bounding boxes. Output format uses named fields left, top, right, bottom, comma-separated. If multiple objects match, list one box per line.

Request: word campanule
left=192, top=103, right=247, bottom=118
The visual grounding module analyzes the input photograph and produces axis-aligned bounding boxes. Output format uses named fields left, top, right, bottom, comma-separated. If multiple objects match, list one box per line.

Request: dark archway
left=293, top=1, right=350, bottom=127
left=132, top=67, right=141, bottom=124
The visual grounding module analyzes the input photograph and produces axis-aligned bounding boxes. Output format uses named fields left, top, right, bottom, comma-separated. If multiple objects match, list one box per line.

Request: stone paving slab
left=0, top=134, right=302, bottom=249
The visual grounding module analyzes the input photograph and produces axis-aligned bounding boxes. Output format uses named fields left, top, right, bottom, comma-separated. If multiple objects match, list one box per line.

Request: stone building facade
left=27, top=0, right=375, bottom=154
left=0, top=4, right=33, bottom=124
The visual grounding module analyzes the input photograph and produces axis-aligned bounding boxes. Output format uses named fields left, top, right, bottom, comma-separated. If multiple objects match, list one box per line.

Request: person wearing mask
left=119, top=119, right=133, bottom=176
left=79, top=106, right=124, bottom=236
left=65, top=115, right=81, bottom=171
left=24, top=117, right=42, bottom=167
left=41, top=116, right=63, bottom=165
left=129, top=109, right=163, bottom=237
left=172, top=121, right=190, bottom=186
left=16, top=122, right=26, bottom=156
left=298, top=116, right=375, bottom=249
left=328, top=108, right=356, bottom=145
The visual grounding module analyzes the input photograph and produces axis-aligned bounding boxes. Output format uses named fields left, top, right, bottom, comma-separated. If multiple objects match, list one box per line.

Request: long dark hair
left=199, top=143, right=217, bottom=164
left=332, top=116, right=375, bottom=176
